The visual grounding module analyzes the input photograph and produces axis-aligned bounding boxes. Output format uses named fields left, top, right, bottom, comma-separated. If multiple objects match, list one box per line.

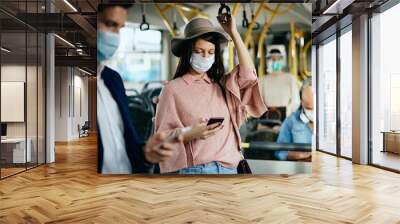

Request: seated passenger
left=275, top=79, right=313, bottom=161
left=261, top=48, right=300, bottom=121
left=155, top=16, right=267, bottom=174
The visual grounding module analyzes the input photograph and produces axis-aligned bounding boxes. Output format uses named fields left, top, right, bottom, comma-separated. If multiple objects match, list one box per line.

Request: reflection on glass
left=0, top=1, right=47, bottom=178
left=27, top=32, right=38, bottom=169
left=1, top=31, right=27, bottom=177
left=318, top=38, right=337, bottom=154
left=371, top=3, right=400, bottom=171
left=390, top=75, right=400, bottom=129
left=340, top=30, right=352, bottom=158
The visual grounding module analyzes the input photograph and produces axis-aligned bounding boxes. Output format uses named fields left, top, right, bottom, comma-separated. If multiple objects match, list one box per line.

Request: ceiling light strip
left=54, top=34, right=75, bottom=48
left=78, top=67, right=93, bottom=76
left=1, top=47, right=11, bottom=53
left=63, top=0, right=78, bottom=12
left=323, top=0, right=343, bottom=14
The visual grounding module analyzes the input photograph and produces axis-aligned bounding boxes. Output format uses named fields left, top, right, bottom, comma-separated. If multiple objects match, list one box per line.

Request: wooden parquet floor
left=1, top=135, right=400, bottom=224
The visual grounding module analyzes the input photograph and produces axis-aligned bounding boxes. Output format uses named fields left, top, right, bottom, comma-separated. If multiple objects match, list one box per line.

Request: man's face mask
left=267, top=60, right=284, bottom=73
left=300, top=108, right=314, bottom=123
left=97, top=30, right=120, bottom=62
left=190, top=53, right=215, bottom=73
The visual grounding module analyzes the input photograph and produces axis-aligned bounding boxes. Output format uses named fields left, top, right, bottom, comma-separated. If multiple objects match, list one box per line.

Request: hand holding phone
left=207, top=117, right=224, bottom=126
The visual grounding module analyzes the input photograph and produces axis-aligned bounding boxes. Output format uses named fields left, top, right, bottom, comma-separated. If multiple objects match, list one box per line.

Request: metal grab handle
left=172, top=10, right=178, bottom=31
left=249, top=4, right=260, bottom=30
left=140, top=14, right=150, bottom=31
left=140, top=4, right=150, bottom=31
left=242, top=9, right=249, bottom=28
left=252, top=15, right=260, bottom=30
left=218, top=3, right=231, bottom=23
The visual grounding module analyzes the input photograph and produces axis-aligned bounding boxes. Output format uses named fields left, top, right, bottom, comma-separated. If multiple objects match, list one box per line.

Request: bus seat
left=127, top=94, right=154, bottom=141
left=245, top=129, right=278, bottom=142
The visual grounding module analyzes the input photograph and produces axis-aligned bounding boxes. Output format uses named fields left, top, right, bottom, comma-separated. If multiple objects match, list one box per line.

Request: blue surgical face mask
left=267, top=60, right=284, bottom=73
left=271, top=61, right=283, bottom=72
left=97, top=30, right=120, bottom=62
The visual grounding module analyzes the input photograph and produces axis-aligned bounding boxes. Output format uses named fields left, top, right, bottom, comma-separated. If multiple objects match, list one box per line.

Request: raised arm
left=217, top=14, right=254, bottom=70
left=217, top=14, right=267, bottom=120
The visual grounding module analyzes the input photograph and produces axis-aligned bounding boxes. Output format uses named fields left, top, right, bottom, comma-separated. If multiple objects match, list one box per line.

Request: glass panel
left=371, top=4, right=400, bottom=171
left=38, top=32, right=45, bottom=165
left=339, top=29, right=352, bottom=158
left=1, top=31, right=28, bottom=177
left=317, top=37, right=337, bottom=154
left=74, top=72, right=82, bottom=138
left=0, top=1, right=46, bottom=178
left=26, top=0, right=40, bottom=170
left=27, top=31, right=38, bottom=169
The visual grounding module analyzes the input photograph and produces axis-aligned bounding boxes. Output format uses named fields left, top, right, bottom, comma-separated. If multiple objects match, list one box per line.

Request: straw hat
left=171, top=17, right=228, bottom=57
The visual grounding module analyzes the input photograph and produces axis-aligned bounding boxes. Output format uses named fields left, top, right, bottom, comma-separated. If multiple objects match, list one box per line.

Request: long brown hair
left=173, top=33, right=225, bottom=83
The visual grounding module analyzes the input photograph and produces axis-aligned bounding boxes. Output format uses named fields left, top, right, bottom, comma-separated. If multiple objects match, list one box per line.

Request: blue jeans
left=174, top=161, right=237, bottom=174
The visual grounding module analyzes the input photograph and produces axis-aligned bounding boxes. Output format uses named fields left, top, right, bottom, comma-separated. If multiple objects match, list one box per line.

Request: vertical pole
left=352, top=14, right=369, bottom=164
left=46, top=1, right=56, bottom=163
left=25, top=0, right=28, bottom=170
left=336, top=23, right=341, bottom=157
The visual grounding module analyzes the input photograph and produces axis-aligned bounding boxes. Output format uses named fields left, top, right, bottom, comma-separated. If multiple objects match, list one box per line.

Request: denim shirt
left=277, top=109, right=312, bottom=144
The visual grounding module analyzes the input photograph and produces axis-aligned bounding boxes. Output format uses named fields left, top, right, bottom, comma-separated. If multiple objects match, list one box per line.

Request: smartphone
left=156, top=119, right=224, bottom=148
left=207, top=117, right=224, bottom=126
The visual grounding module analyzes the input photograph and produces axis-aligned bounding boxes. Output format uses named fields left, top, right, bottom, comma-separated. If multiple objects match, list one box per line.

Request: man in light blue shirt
left=275, top=79, right=313, bottom=161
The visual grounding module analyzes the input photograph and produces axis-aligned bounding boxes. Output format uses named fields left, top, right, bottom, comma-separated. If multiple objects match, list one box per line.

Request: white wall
left=1, top=65, right=39, bottom=138
left=1, top=64, right=46, bottom=164
left=1, top=65, right=26, bottom=138
left=72, top=73, right=89, bottom=138
left=55, top=67, right=89, bottom=141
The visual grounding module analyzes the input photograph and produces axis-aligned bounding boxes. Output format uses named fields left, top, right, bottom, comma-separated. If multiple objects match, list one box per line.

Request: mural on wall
left=97, top=3, right=313, bottom=175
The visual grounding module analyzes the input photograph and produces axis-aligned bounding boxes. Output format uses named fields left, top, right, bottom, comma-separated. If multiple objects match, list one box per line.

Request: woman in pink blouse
left=155, top=15, right=267, bottom=174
